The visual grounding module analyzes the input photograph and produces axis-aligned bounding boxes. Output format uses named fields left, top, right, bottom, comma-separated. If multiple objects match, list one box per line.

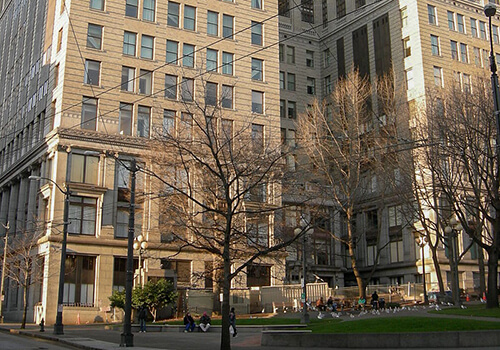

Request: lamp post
left=415, top=235, right=428, bottom=303
left=133, top=235, right=148, bottom=287
left=29, top=176, right=70, bottom=335
left=294, top=227, right=309, bottom=324
left=444, top=217, right=462, bottom=306
left=485, top=3, right=500, bottom=152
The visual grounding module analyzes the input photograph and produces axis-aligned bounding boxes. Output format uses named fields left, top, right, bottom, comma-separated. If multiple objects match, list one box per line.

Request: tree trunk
left=486, top=247, right=499, bottom=308
left=429, top=243, right=445, bottom=295
left=21, top=283, right=27, bottom=329
left=347, top=210, right=365, bottom=299
left=478, top=246, right=486, bottom=299
left=220, top=221, right=232, bottom=350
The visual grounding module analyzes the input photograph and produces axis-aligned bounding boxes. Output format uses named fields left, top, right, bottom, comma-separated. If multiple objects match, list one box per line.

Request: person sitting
left=199, top=312, right=211, bottom=332
left=316, top=297, right=326, bottom=311
left=371, top=291, right=379, bottom=310
left=326, top=296, right=334, bottom=311
left=183, top=312, right=196, bottom=332
left=357, top=296, right=366, bottom=310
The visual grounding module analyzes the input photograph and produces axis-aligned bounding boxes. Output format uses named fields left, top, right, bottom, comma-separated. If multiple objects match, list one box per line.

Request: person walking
left=138, top=305, right=147, bottom=333
left=199, top=312, right=211, bottom=332
left=183, top=312, right=196, bottom=332
left=229, top=307, right=237, bottom=337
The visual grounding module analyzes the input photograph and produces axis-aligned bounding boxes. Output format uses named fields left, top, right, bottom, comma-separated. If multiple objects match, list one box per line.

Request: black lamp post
left=29, top=176, right=70, bottom=335
left=444, top=217, right=462, bottom=306
left=294, top=227, right=309, bottom=324
left=485, top=3, right=500, bottom=151
left=415, top=235, right=428, bottom=303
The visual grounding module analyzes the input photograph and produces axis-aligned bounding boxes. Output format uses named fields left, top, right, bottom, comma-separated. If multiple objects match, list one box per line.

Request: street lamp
left=294, top=227, right=309, bottom=324
left=133, top=235, right=148, bottom=286
left=29, top=175, right=70, bottom=335
left=485, top=3, right=500, bottom=152
left=415, top=234, right=428, bottom=303
left=444, top=217, right=462, bottom=306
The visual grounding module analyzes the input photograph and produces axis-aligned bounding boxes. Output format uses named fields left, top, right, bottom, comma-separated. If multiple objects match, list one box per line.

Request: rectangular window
left=428, top=5, right=437, bottom=25
left=451, top=41, right=458, bottom=60
left=223, top=14, right=234, bottom=39
left=325, top=75, right=332, bottom=94
left=251, top=123, right=264, bottom=150
left=279, top=44, right=284, bottom=62
left=184, top=5, right=196, bottom=31
left=137, top=106, right=150, bottom=137
left=63, top=255, right=96, bottom=306
left=68, top=197, right=97, bottom=235
left=286, top=46, right=295, bottom=64
left=165, top=74, right=177, bottom=99
left=206, top=82, right=217, bottom=106
left=301, top=0, right=314, bottom=23
left=471, top=18, right=478, bottom=37
left=163, top=109, right=175, bottom=136
left=251, top=22, right=263, bottom=46
left=125, top=0, right=138, bottom=17
left=180, top=112, right=193, bottom=139
left=306, top=77, right=315, bottom=94
left=336, top=0, right=345, bottom=18
left=480, top=21, right=487, bottom=40
left=390, top=240, right=403, bottom=263
left=251, top=58, right=263, bottom=80
left=206, top=49, right=218, bottom=72
left=322, top=0, right=328, bottom=28
left=251, top=0, right=262, bottom=9
left=279, top=0, right=290, bottom=17
left=433, top=66, right=443, bottom=87
left=207, top=11, right=218, bottom=36
left=123, top=31, right=137, bottom=56
left=403, top=37, right=411, bottom=57
left=474, top=47, right=481, bottom=67
left=252, top=90, right=263, bottom=114
left=247, top=264, right=270, bottom=287
left=70, top=153, right=99, bottom=184
left=430, top=35, right=439, bottom=56
left=280, top=100, right=286, bottom=118
left=324, top=48, right=331, bottom=67
left=222, top=52, right=233, bottom=75
left=166, top=40, right=178, bottom=64
left=90, top=0, right=104, bottom=11
left=57, top=28, right=63, bottom=52
left=287, top=101, right=296, bottom=118
left=84, top=60, right=100, bottom=85
left=138, top=69, right=152, bottom=95
left=287, top=73, right=295, bottom=91
left=143, top=0, right=155, bottom=21
left=113, top=258, right=139, bottom=291
left=447, top=11, right=455, bottom=31
left=463, top=73, right=471, bottom=93
left=221, top=85, right=233, bottom=109
left=457, top=14, right=465, bottom=33
left=181, top=77, right=194, bottom=101
left=121, top=66, right=135, bottom=92
left=141, top=35, right=154, bottom=59
left=82, top=97, right=97, bottom=130
left=494, top=25, right=499, bottom=44
left=406, top=69, right=414, bottom=90
left=183, top=43, right=195, bottom=67
left=167, top=2, right=180, bottom=27
left=306, top=50, right=314, bottom=67
left=279, top=71, right=285, bottom=89
left=460, top=43, right=468, bottom=63
left=119, top=103, right=132, bottom=135
left=400, top=6, right=407, bottom=28
left=87, top=24, right=102, bottom=49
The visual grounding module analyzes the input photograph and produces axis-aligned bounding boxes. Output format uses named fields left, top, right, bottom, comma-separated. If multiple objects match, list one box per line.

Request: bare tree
left=144, top=76, right=306, bottom=350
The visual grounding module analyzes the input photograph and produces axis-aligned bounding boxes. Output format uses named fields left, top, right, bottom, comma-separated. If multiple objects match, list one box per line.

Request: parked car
left=427, top=291, right=453, bottom=304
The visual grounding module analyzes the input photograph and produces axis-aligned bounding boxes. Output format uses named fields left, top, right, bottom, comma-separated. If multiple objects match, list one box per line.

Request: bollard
left=39, top=318, right=45, bottom=332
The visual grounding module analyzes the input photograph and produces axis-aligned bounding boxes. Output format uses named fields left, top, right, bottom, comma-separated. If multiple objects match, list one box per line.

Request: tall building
left=0, top=0, right=282, bottom=324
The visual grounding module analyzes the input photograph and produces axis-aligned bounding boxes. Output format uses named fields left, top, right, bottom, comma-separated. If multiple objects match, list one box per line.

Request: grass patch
left=162, top=317, right=301, bottom=326
left=428, top=304, right=500, bottom=318
left=307, top=317, right=500, bottom=333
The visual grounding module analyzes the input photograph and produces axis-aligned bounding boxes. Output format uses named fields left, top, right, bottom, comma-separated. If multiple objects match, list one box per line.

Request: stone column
left=26, top=168, right=40, bottom=232
left=7, top=182, right=19, bottom=234
left=0, top=188, right=9, bottom=235
left=16, top=176, right=29, bottom=233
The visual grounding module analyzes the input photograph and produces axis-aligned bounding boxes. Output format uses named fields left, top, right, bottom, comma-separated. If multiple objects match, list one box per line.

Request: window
left=251, top=123, right=264, bottom=150
left=400, top=7, right=407, bottom=28
left=428, top=5, right=436, bottom=25
left=167, top=2, right=180, bottom=27
left=430, top=35, right=439, bottom=56
left=279, top=71, right=285, bottom=89
left=162, top=260, right=191, bottom=285
left=306, top=77, right=315, bottom=94
left=247, top=264, right=270, bottom=287
left=287, top=101, right=296, bottom=118
left=471, top=18, right=478, bottom=38
left=183, top=43, right=195, bottom=67
left=280, top=100, right=286, bottom=118
left=206, top=49, right=217, bottom=72
left=121, top=66, right=135, bottom=92
left=251, top=22, right=262, bottom=45
left=325, top=75, right=332, bottom=94
left=286, top=46, right=295, bottom=64
left=181, top=77, right=194, bottom=101
left=251, top=0, right=262, bottom=9
left=451, top=41, right=458, bottom=60
left=221, top=85, right=233, bottom=108
left=137, top=106, right=150, bottom=137
left=184, top=5, right=196, bottom=30
left=355, top=0, right=365, bottom=8
left=119, top=103, right=132, bottom=135
left=433, top=66, right=443, bottom=87
left=301, top=0, right=314, bottom=23
left=251, top=58, right=263, bottom=81
left=323, top=48, right=331, bottom=67
left=165, top=74, right=177, bottom=99
left=390, top=240, right=403, bottom=263
left=163, top=109, right=175, bottom=136
left=222, top=52, right=233, bottom=75
left=480, top=21, right=487, bottom=40
left=287, top=73, right=295, bottom=91
left=81, top=97, right=97, bottom=130
left=206, top=82, right=217, bottom=106
left=447, top=11, right=455, bottom=31
left=252, top=90, right=263, bottom=113
left=125, top=0, right=137, bottom=17
left=494, top=25, right=499, bottom=44
left=460, top=43, right=468, bottom=63
left=143, top=0, right=155, bottom=21
left=68, top=197, right=97, bottom=235
left=141, top=35, right=154, bottom=59
left=406, top=69, right=414, bottom=90
left=84, top=60, right=100, bottom=85
left=474, top=47, right=481, bottom=67
left=223, top=14, right=234, bottom=39
left=90, top=0, right=104, bottom=11
left=123, top=31, right=137, bottom=56
left=457, top=14, right=464, bottom=33
left=87, top=24, right=102, bottom=49
left=70, top=153, right=99, bottom=184
left=279, top=0, right=290, bottom=17
left=180, top=112, right=193, bottom=139
left=484, top=49, right=490, bottom=68
left=113, top=258, right=139, bottom=291
left=64, top=255, right=96, bottom=306
left=57, top=28, right=63, bottom=52
left=138, top=69, right=152, bottom=94
left=207, top=11, right=218, bottom=36
left=166, top=40, right=178, bottom=64
left=306, top=50, right=314, bottom=67
left=463, top=73, right=471, bottom=93
left=322, top=0, right=328, bottom=27
left=336, top=0, right=345, bottom=18
left=403, top=37, right=411, bottom=57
